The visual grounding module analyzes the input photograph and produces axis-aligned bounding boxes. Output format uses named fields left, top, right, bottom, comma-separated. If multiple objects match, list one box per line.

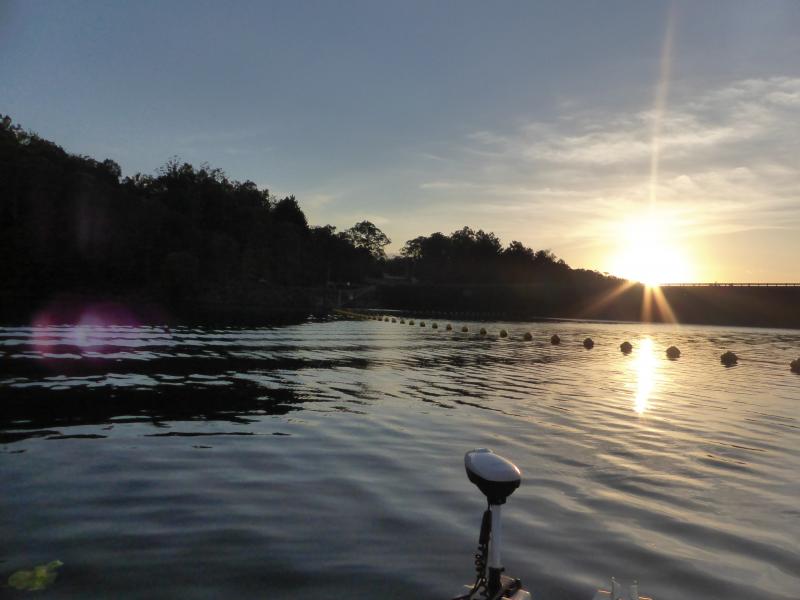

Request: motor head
left=465, top=448, right=521, bottom=505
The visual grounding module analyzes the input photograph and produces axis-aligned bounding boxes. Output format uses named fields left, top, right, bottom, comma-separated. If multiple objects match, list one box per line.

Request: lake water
left=1, top=319, right=798, bottom=600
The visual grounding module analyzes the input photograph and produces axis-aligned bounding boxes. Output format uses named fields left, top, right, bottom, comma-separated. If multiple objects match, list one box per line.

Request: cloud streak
left=413, top=77, right=800, bottom=277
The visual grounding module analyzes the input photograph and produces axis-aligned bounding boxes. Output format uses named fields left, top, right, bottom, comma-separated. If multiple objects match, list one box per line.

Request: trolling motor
left=454, top=449, right=531, bottom=600
left=453, top=449, right=651, bottom=600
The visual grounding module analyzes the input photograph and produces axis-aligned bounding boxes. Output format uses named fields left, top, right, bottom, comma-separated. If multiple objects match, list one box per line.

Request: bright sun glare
left=608, top=214, right=695, bottom=286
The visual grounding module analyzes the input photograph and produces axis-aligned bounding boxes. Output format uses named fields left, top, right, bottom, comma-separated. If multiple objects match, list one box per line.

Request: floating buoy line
left=332, top=309, right=800, bottom=372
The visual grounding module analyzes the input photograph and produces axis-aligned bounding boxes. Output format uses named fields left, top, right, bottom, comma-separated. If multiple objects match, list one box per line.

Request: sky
left=2, top=0, right=799, bottom=282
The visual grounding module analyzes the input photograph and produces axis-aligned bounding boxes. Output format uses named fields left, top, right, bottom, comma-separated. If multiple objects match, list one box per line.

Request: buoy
left=432, top=323, right=438, bottom=329
left=583, top=337, right=594, bottom=349
left=620, top=341, right=633, bottom=354
left=666, top=346, right=681, bottom=360
left=479, top=327, right=487, bottom=336
left=446, top=324, right=452, bottom=331
left=720, top=351, right=738, bottom=366
left=523, top=332, right=532, bottom=341
left=461, top=326, right=469, bottom=332
left=420, top=321, right=426, bottom=327
left=409, top=320, right=415, bottom=325
left=499, top=329, right=508, bottom=338
left=550, top=334, right=560, bottom=345
left=400, top=319, right=405, bottom=324
left=791, top=358, right=800, bottom=373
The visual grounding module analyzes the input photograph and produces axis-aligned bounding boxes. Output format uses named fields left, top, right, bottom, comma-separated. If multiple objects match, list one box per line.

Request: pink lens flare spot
left=30, top=300, right=146, bottom=357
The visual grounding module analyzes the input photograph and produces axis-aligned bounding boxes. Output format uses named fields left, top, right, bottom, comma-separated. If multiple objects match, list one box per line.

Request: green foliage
left=8, top=561, right=63, bottom=591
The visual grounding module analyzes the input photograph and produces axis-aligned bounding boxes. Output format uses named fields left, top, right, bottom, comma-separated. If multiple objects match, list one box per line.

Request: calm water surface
left=1, top=320, right=798, bottom=599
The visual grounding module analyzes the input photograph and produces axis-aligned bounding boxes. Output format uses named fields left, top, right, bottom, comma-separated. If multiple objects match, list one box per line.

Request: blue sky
left=3, top=1, right=799, bottom=280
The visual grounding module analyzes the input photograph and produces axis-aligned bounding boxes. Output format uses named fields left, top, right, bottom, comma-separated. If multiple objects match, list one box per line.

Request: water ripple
left=1, top=321, right=799, bottom=599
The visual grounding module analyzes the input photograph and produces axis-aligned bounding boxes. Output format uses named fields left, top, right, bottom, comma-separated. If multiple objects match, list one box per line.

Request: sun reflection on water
left=634, top=337, right=658, bottom=414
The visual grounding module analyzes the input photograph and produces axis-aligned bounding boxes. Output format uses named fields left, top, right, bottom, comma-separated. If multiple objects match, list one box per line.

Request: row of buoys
left=361, top=313, right=800, bottom=371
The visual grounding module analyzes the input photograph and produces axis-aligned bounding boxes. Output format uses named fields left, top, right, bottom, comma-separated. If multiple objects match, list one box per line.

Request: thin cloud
left=415, top=77, right=800, bottom=250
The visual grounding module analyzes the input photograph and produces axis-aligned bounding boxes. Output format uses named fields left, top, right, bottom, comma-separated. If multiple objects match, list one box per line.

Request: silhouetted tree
left=0, top=116, right=384, bottom=319
left=344, top=221, right=391, bottom=260
left=0, top=115, right=639, bottom=324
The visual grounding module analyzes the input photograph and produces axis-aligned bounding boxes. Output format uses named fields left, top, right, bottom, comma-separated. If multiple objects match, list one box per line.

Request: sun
left=608, top=213, right=695, bottom=285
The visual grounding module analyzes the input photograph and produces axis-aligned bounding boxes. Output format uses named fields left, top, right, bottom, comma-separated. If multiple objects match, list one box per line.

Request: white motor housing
left=464, top=448, right=522, bottom=505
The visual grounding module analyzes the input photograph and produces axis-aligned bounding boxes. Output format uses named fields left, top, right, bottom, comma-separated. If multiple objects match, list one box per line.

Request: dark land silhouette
left=2, top=116, right=799, bottom=329
left=1, top=116, right=385, bottom=323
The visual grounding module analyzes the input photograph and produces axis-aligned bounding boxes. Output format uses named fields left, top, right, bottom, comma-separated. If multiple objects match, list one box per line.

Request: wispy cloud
left=416, top=77, right=800, bottom=258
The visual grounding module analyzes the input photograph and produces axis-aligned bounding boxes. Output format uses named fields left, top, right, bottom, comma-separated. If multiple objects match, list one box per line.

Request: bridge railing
left=659, top=282, right=800, bottom=288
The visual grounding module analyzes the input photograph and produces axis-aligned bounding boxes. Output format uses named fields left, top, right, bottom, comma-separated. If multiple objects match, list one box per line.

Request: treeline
left=1, top=116, right=625, bottom=323
left=384, top=228, right=611, bottom=287
left=0, top=116, right=393, bottom=319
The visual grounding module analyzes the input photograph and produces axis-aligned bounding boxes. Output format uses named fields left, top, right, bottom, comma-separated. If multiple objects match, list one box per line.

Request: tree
left=272, top=196, right=307, bottom=229
left=401, top=235, right=427, bottom=261
left=504, top=240, right=534, bottom=260
left=102, top=159, right=122, bottom=181
left=344, top=221, right=391, bottom=260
